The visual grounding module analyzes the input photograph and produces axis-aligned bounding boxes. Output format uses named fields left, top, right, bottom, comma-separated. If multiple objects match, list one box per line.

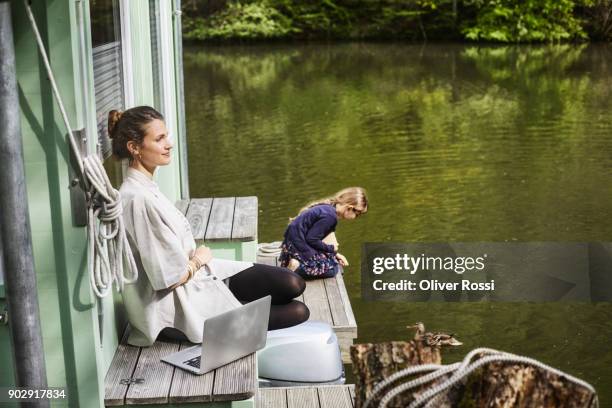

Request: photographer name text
left=372, top=279, right=495, bottom=291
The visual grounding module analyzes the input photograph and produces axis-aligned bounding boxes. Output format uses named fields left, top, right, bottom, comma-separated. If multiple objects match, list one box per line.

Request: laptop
left=161, top=295, right=271, bottom=375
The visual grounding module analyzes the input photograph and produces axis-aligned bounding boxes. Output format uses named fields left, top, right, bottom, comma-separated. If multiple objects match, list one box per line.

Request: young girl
left=279, top=188, right=368, bottom=279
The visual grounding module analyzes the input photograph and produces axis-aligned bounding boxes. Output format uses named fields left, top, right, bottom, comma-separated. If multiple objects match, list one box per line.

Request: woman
left=111, top=106, right=309, bottom=347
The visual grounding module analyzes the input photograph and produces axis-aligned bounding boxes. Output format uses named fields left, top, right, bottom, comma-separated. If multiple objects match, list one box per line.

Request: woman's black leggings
left=229, top=263, right=309, bottom=330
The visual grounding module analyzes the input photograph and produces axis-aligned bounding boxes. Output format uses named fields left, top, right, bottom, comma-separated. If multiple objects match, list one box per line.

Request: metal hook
left=119, top=378, right=145, bottom=385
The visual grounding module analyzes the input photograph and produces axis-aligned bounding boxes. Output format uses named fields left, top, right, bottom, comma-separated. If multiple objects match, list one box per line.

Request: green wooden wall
left=1, top=1, right=186, bottom=407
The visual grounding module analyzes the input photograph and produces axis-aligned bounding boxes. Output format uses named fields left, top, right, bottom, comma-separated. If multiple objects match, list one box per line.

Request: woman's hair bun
left=107, top=109, right=123, bottom=138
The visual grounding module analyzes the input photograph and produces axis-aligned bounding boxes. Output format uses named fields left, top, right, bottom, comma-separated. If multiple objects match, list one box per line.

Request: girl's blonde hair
left=291, top=187, right=368, bottom=222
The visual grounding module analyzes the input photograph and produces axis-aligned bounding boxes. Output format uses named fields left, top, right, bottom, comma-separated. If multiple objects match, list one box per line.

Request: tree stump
left=350, top=340, right=442, bottom=408
left=440, top=361, right=598, bottom=408
left=351, top=345, right=598, bottom=408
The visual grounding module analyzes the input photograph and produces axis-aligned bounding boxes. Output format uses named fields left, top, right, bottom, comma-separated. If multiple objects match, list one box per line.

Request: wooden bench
left=176, top=197, right=258, bottom=262
left=104, top=330, right=257, bottom=407
left=257, top=254, right=357, bottom=364
left=257, top=385, right=355, bottom=408
left=104, top=196, right=259, bottom=407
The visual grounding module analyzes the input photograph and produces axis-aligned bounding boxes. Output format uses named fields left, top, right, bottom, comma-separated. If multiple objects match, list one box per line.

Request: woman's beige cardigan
left=120, top=168, right=253, bottom=346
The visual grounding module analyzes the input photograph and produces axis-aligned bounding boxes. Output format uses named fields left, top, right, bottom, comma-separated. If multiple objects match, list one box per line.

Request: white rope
left=416, top=351, right=598, bottom=408
left=84, top=157, right=138, bottom=297
left=258, top=241, right=283, bottom=256
left=24, top=0, right=138, bottom=298
left=367, top=347, right=598, bottom=408
left=362, top=364, right=454, bottom=408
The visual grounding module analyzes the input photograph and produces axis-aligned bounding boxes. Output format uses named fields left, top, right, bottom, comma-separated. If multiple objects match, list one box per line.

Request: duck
left=407, top=322, right=463, bottom=347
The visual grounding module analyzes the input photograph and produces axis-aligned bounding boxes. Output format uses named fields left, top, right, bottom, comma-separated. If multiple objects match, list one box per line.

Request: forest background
left=181, top=0, right=612, bottom=42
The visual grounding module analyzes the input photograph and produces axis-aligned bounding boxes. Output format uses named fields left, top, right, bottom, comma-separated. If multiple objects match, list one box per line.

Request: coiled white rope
left=84, top=157, right=138, bottom=297
left=362, top=363, right=459, bottom=408
left=258, top=241, right=283, bottom=256
left=364, top=347, right=599, bottom=408
left=416, top=348, right=599, bottom=408
left=25, top=0, right=138, bottom=298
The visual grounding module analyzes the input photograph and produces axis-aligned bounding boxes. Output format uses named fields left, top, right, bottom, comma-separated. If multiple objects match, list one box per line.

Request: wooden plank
left=212, top=353, right=257, bottom=401
left=168, top=342, right=215, bottom=403
left=317, top=386, right=352, bottom=408
left=257, top=388, right=288, bottom=408
left=303, top=279, right=333, bottom=324
left=125, top=340, right=180, bottom=404
left=337, top=332, right=356, bottom=364
left=232, top=196, right=258, bottom=241
left=335, top=272, right=356, bottom=327
left=175, top=199, right=190, bottom=215
left=324, top=276, right=350, bottom=327
left=186, top=198, right=213, bottom=240
left=205, top=197, right=236, bottom=241
left=333, top=273, right=357, bottom=363
left=287, top=386, right=319, bottom=408
left=257, top=254, right=278, bottom=267
left=104, top=332, right=140, bottom=406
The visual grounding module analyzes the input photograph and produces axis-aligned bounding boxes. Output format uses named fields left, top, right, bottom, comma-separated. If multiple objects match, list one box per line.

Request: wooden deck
left=257, top=253, right=357, bottom=364
left=257, top=385, right=355, bottom=408
left=105, top=197, right=261, bottom=407
left=104, top=331, right=257, bottom=406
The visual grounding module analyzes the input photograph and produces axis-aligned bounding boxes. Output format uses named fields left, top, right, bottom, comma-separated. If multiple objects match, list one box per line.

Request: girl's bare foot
left=287, top=258, right=300, bottom=271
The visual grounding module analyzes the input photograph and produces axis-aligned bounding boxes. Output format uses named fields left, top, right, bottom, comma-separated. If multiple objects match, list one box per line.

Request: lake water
left=184, top=43, right=612, bottom=401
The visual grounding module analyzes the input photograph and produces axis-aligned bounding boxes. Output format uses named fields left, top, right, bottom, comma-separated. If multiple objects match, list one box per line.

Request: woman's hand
left=332, top=242, right=339, bottom=252
left=193, top=246, right=213, bottom=268
left=336, top=253, right=349, bottom=267
left=168, top=272, right=190, bottom=291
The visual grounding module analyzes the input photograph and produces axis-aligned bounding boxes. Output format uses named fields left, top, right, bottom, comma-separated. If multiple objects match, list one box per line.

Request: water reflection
left=185, top=43, right=612, bottom=401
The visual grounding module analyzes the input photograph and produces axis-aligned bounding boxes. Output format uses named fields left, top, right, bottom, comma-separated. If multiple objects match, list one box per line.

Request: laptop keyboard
left=184, top=355, right=201, bottom=369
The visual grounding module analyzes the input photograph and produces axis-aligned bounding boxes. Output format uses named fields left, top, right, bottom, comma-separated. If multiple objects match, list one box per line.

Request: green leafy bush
left=463, top=0, right=590, bottom=42
left=265, top=0, right=353, bottom=38
left=183, top=2, right=295, bottom=40
left=181, top=0, right=610, bottom=42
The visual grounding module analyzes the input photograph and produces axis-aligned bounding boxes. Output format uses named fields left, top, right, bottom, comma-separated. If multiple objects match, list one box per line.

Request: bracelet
left=186, top=263, right=195, bottom=282
left=172, top=265, right=193, bottom=290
